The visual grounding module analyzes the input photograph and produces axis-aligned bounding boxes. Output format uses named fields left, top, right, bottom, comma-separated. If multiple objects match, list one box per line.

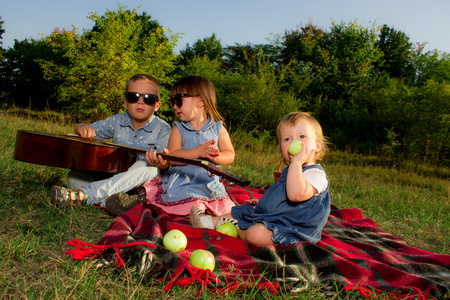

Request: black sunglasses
left=170, top=93, right=199, bottom=108
left=125, top=92, right=159, bottom=106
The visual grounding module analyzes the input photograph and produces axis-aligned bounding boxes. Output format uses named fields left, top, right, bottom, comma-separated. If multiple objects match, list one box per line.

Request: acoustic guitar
left=14, top=130, right=250, bottom=186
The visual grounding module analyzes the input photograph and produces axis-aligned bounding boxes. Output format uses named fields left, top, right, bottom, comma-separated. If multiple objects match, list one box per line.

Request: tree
left=0, top=38, right=63, bottom=109
left=40, top=5, right=179, bottom=120
left=0, top=16, right=5, bottom=61
left=322, top=20, right=382, bottom=97
left=280, top=20, right=383, bottom=101
left=383, top=80, right=450, bottom=164
left=179, top=33, right=223, bottom=65
left=375, top=25, right=415, bottom=81
left=414, top=50, right=450, bottom=85
left=223, top=43, right=282, bottom=72
left=281, top=21, right=325, bottom=66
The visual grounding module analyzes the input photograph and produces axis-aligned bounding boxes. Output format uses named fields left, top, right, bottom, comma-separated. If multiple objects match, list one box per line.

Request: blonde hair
left=276, top=112, right=329, bottom=162
left=125, top=74, right=161, bottom=98
left=170, top=75, right=224, bottom=122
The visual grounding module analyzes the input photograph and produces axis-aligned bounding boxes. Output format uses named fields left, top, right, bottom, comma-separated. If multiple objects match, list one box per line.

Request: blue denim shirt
left=90, top=112, right=171, bottom=160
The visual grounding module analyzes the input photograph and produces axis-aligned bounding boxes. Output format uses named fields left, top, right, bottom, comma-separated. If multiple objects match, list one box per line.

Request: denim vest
left=232, top=164, right=330, bottom=245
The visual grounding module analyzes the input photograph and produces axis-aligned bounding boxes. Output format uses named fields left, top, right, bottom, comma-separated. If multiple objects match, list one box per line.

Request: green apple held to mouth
left=288, top=140, right=303, bottom=155
left=189, top=249, right=215, bottom=271
left=163, top=229, right=187, bottom=252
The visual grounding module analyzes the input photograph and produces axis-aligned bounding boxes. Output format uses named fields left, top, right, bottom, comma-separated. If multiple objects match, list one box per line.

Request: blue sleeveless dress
left=156, top=118, right=230, bottom=211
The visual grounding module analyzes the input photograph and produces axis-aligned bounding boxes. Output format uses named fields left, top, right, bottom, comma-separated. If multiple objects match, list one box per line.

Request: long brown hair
left=170, top=75, right=224, bottom=122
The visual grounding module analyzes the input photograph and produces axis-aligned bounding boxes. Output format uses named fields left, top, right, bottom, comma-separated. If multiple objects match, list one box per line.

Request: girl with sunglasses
left=51, top=74, right=171, bottom=215
left=144, top=75, right=236, bottom=217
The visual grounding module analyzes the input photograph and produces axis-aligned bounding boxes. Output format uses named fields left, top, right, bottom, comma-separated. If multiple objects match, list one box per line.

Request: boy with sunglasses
left=51, top=74, right=171, bottom=215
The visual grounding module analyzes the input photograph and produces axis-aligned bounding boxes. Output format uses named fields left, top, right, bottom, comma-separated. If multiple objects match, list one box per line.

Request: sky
left=1, top=0, right=450, bottom=54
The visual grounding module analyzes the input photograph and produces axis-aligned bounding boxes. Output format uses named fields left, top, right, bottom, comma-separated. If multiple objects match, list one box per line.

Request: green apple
left=288, top=140, right=303, bottom=155
left=189, top=249, right=215, bottom=271
left=163, top=229, right=187, bottom=252
left=216, top=222, right=238, bottom=237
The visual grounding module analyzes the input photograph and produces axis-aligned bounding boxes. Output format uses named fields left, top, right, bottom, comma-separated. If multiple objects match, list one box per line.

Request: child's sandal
left=215, top=216, right=240, bottom=230
left=51, top=185, right=88, bottom=207
left=190, top=206, right=215, bottom=229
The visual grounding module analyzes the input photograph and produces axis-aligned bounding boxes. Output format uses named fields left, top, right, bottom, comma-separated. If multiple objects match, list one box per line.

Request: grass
left=1, top=108, right=449, bottom=299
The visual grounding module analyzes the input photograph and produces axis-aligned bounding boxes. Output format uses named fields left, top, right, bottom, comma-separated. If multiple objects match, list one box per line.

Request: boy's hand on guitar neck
left=75, top=124, right=96, bottom=139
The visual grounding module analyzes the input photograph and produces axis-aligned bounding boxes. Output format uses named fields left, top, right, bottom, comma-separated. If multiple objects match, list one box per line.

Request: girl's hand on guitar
left=146, top=148, right=170, bottom=170
left=75, top=124, right=96, bottom=139
left=195, top=139, right=219, bottom=161
left=203, top=139, right=220, bottom=158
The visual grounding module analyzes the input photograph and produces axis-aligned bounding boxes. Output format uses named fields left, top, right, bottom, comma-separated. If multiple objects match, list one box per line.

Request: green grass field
left=1, top=109, right=448, bottom=299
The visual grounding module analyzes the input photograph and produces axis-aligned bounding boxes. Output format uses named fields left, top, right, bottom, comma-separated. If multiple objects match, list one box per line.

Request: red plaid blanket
left=66, top=185, right=450, bottom=299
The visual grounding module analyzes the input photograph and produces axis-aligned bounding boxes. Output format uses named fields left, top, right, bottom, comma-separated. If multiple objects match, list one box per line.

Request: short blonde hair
left=276, top=112, right=329, bottom=161
left=125, top=74, right=161, bottom=98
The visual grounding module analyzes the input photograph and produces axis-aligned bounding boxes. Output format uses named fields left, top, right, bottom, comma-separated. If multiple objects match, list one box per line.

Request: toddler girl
left=191, top=112, right=330, bottom=246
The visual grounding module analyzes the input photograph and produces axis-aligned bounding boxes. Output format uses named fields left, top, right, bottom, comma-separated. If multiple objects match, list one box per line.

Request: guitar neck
left=102, top=141, right=250, bottom=186
left=104, top=141, right=216, bottom=166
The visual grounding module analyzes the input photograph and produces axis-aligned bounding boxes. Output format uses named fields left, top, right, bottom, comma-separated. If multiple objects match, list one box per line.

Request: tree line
left=0, top=5, right=449, bottom=166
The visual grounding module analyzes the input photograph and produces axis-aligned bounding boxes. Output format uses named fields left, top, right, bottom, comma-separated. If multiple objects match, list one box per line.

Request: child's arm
left=165, top=126, right=195, bottom=165
left=74, top=124, right=96, bottom=139
left=209, top=125, right=235, bottom=165
left=286, top=144, right=317, bottom=202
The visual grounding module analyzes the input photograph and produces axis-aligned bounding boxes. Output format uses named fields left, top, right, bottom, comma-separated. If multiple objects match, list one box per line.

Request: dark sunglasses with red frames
left=125, top=92, right=159, bottom=106
left=170, top=93, right=199, bottom=108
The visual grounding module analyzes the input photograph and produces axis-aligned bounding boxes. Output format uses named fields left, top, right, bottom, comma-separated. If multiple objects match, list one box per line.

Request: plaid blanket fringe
left=65, top=236, right=279, bottom=296
left=64, top=184, right=450, bottom=299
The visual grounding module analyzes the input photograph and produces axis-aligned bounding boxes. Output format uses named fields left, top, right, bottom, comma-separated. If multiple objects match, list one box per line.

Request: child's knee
left=130, top=165, right=160, bottom=180
left=143, top=166, right=160, bottom=178
left=245, top=224, right=274, bottom=246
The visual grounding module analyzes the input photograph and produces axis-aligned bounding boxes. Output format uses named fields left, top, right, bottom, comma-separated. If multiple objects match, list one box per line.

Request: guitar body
left=14, top=130, right=134, bottom=173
